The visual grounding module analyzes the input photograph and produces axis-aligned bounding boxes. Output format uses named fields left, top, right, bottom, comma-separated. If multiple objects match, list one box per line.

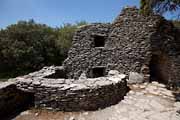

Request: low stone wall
left=0, top=66, right=128, bottom=112
left=0, top=82, right=34, bottom=118
left=17, top=77, right=127, bottom=111
left=16, top=67, right=127, bottom=111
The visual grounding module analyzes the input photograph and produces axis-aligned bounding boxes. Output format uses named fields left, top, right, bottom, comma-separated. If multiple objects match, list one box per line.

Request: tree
left=56, top=21, right=88, bottom=57
left=0, top=20, right=61, bottom=77
left=140, top=0, right=180, bottom=18
left=140, top=0, right=153, bottom=15
left=0, top=20, right=87, bottom=78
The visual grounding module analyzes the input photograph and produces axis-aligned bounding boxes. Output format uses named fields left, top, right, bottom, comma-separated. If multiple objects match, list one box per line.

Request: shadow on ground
left=174, top=92, right=180, bottom=102
left=1, top=107, right=31, bottom=120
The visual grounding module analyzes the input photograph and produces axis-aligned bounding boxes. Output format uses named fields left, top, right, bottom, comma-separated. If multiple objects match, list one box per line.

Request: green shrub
left=0, top=20, right=87, bottom=78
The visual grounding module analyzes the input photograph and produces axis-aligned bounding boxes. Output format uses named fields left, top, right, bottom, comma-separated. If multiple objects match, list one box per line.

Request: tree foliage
left=57, top=21, right=88, bottom=57
left=140, top=0, right=153, bottom=15
left=140, top=0, right=180, bottom=18
left=0, top=20, right=87, bottom=78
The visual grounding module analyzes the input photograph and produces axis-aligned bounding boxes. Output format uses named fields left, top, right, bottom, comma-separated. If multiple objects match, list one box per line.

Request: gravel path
left=14, top=82, right=180, bottom=120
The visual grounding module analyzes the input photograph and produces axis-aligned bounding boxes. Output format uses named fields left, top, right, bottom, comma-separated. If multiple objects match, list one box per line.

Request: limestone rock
left=79, top=72, right=87, bottom=80
left=128, top=72, right=144, bottom=84
left=108, top=70, right=119, bottom=76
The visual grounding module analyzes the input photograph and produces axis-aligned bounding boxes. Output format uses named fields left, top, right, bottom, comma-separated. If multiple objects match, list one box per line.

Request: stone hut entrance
left=149, top=55, right=159, bottom=82
left=149, top=54, right=171, bottom=84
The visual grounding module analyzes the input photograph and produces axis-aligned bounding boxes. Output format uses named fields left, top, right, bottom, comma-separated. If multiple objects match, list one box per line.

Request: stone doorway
left=149, top=54, right=171, bottom=84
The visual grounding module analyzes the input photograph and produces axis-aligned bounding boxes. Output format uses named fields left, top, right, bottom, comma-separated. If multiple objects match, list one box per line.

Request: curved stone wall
left=15, top=67, right=128, bottom=111
left=0, top=67, right=128, bottom=113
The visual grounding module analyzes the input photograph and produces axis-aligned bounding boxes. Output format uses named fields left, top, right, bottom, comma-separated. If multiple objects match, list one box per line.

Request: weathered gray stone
left=108, top=70, right=119, bottom=76
left=128, top=72, right=144, bottom=84
left=16, top=69, right=127, bottom=111
left=79, top=72, right=87, bottom=80
left=0, top=66, right=128, bottom=112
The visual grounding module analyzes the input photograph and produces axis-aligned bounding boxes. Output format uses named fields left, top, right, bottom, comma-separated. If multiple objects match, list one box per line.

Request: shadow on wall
left=88, top=66, right=106, bottom=78
left=0, top=85, right=34, bottom=120
left=44, top=69, right=67, bottom=79
left=149, top=53, right=180, bottom=102
left=173, top=92, right=180, bottom=102
left=149, top=53, right=171, bottom=84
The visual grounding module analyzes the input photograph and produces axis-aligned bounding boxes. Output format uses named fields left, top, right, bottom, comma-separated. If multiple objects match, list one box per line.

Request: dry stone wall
left=63, top=7, right=160, bottom=80
left=150, top=18, right=180, bottom=87
left=63, top=23, right=111, bottom=79
left=64, top=7, right=180, bottom=87
left=0, top=66, right=128, bottom=114
left=16, top=67, right=127, bottom=111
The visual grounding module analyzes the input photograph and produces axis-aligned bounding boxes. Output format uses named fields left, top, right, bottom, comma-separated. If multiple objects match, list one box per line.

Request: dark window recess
left=91, top=67, right=106, bottom=78
left=94, top=36, right=105, bottom=47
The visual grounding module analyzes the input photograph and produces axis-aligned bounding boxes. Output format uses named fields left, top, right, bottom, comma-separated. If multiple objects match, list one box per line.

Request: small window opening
left=91, top=67, right=106, bottom=78
left=94, top=36, right=105, bottom=47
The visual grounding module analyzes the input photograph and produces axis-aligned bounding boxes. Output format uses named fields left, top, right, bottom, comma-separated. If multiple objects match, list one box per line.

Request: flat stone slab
left=0, top=81, right=15, bottom=89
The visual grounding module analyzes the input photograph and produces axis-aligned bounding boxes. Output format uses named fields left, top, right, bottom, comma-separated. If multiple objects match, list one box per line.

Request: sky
left=0, top=0, right=140, bottom=29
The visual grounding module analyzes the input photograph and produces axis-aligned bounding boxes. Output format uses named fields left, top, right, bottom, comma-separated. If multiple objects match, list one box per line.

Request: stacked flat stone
left=63, top=7, right=180, bottom=87
left=0, top=66, right=128, bottom=114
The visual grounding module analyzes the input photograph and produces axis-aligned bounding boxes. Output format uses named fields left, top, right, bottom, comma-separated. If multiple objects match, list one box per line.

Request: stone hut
left=63, top=7, right=180, bottom=87
left=0, top=7, right=180, bottom=117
